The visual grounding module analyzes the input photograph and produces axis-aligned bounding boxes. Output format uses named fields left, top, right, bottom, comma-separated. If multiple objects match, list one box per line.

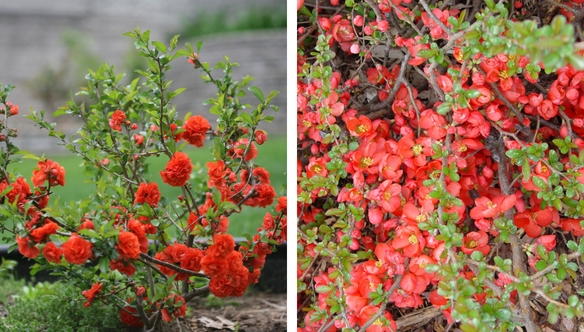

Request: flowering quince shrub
left=298, top=1, right=584, bottom=331
left=0, top=28, right=286, bottom=331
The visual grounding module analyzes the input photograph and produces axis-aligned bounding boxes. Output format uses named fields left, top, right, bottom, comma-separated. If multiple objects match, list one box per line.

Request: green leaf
left=238, top=112, right=253, bottom=126
left=266, top=90, right=280, bottom=102
left=578, top=239, right=584, bottom=253
left=568, top=53, right=584, bottom=70
left=522, top=157, right=531, bottom=180
left=542, top=52, right=562, bottom=71
left=470, top=251, right=483, bottom=261
left=568, top=295, right=579, bottom=307
left=248, top=86, right=264, bottom=103
left=152, top=41, right=167, bottom=54
left=465, top=29, right=480, bottom=41
left=532, top=176, right=547, bottom=189
left=437, top=102, right=451, bottom=115
left=505, top=149, right=523, bottom=159
left=417, top=49, right=436, bottom=59
left=79, top=229, right=100, bottom=239
left=494, top=308, right=511, bottom=321
left=169, top=34, right=180, bottom=50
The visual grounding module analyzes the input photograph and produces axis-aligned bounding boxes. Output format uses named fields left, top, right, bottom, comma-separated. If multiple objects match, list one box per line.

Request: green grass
left=171, top=7, right=286, bottom=39
left=8, top=135, right=286, bottom=237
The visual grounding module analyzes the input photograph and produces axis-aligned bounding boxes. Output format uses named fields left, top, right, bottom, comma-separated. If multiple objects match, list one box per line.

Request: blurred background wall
left=0, top=0, right=286, bottom=153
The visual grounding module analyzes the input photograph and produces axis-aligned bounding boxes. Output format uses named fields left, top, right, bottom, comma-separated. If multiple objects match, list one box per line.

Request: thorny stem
left=495, top=130, right=540, bottom=332
left=183, top=285, right=210, bottom=302
left=420, top=0, right=453, bottom=37
left=359, top=53, right=411, bottom=117
left=139, top=252, right=209, bottom=278
left=363, top=0, right=394, bottom=41
left=135, top=294, right=155, bottom=328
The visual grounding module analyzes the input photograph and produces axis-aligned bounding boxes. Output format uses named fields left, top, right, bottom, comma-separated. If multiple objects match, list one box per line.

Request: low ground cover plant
left=298, top=1, right=584, bottom=331
left=1, top=278, right=123, bottom=332
left=0, top=28, right=286, bottom=331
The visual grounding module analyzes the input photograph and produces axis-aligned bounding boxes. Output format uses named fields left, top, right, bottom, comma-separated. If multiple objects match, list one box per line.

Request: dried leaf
left=198, top=316, right=236, bottom=330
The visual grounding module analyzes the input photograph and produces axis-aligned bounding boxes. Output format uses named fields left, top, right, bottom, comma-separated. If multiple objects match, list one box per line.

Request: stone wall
left=0, top=0, right=285, bottom=153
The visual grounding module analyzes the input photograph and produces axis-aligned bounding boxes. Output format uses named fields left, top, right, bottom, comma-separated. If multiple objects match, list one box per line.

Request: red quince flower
left=254, top=130, right=267, bottom=145
left=346, top=115, right=374, bottom=137
left=535, top=234, right=556, bottom=251
left=537, top=100, right=557, bottom=120
left=468, top=85, right=492, bottom=107
left=160, top=152, right=193, bottom=187
left=401, top=272, right=431, bottom=295
left=429, top=289, right=448, bottom=307
left=62, top=233, right=93, bottom=264
left=357, top=305, right=397, bottom=332
left=514, top=207, right=554, bottom=238
left=82, top=282, right=102, bottom=308
left=110, top=259, right=136, bottom=276
left=408, top=255, right=435, bottom=279
left=30, top=220, right=59, bottom=243
left=436, top=75, right=453, bottom=92
left=6, top=102, right=18, bottom=115
left=16, top=235, right=39, bottom=259
left=469, top=195, right=516, bottom=220
left=485, top=100, right=505, bottom=122
left=160, top=294, right=187, bottom=322
left=120, top=301, right=144, bottom=327
left=207, top=160, right=227, bottom=187
left=561, top=218, right=584, bottom=236
left=134, top=182, right=161, bottom=207
left=79, top=219, right=94, bottom=231
left=182, top=115, right=210, bottom=147
left=331, top=19, right=355, bottom=53
left=117, top=231, right=141, bottom=260
left=42, top=241, right=63, bottom=264
left=369, top=180, right=402, bottom=213
left=32, top=159, right=66, bottom=187
left=391, top=225, right=425, bottom=257
left=397, top=136, right=429, bottom=167
left=461, top=231, right=490, bottom=255
left=350, top=139, right=385, bottom=174
left=109, top=110, right=126, bottom=132
left=378, top=154, right=403, bottom=182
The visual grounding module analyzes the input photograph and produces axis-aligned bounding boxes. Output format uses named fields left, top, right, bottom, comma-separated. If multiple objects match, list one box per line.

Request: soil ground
left=182, top=292, right=286, bottom=332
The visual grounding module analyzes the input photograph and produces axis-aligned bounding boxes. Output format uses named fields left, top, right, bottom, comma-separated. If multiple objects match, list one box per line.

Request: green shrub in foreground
left=1, top=281, right=124, bottom=332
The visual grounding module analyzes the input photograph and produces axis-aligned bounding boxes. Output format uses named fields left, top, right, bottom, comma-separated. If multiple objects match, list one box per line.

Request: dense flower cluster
left=299, top=1, right=584, bottom=330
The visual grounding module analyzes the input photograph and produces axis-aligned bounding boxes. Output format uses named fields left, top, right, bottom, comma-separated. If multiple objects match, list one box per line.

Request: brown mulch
left=182, top=292, right=287, bottom=332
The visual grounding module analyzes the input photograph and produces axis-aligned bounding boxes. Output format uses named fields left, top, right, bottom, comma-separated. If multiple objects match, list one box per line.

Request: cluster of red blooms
left=0, top=104, right=286, bottom=327
left=0, top=159, right=75, bottom=263
left=298, top=1, right=584, bottom=331
left=109, top=110, right=211, bottom=149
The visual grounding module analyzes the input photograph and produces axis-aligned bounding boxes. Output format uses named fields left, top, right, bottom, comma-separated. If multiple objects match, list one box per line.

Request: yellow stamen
left=361, top=157, right=373, bottom=168
left=486, top=201, right=497, bottom=209
left=413, top=144, right=423, bottom=156
left=408, top=234, right=418, bottom=244
left=355, top=124, right=367, bottom=134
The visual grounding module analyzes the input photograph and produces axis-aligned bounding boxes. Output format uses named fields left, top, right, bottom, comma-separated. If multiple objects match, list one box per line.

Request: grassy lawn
left=7, top=135, right=286, bottom=238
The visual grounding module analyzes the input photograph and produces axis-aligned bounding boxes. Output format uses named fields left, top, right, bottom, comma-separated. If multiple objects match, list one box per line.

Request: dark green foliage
left=0, top=280, right=125, bottom=332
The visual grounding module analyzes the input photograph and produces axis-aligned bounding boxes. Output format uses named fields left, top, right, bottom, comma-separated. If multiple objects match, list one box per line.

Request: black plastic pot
left=0, top=241, right=286, bottom=294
